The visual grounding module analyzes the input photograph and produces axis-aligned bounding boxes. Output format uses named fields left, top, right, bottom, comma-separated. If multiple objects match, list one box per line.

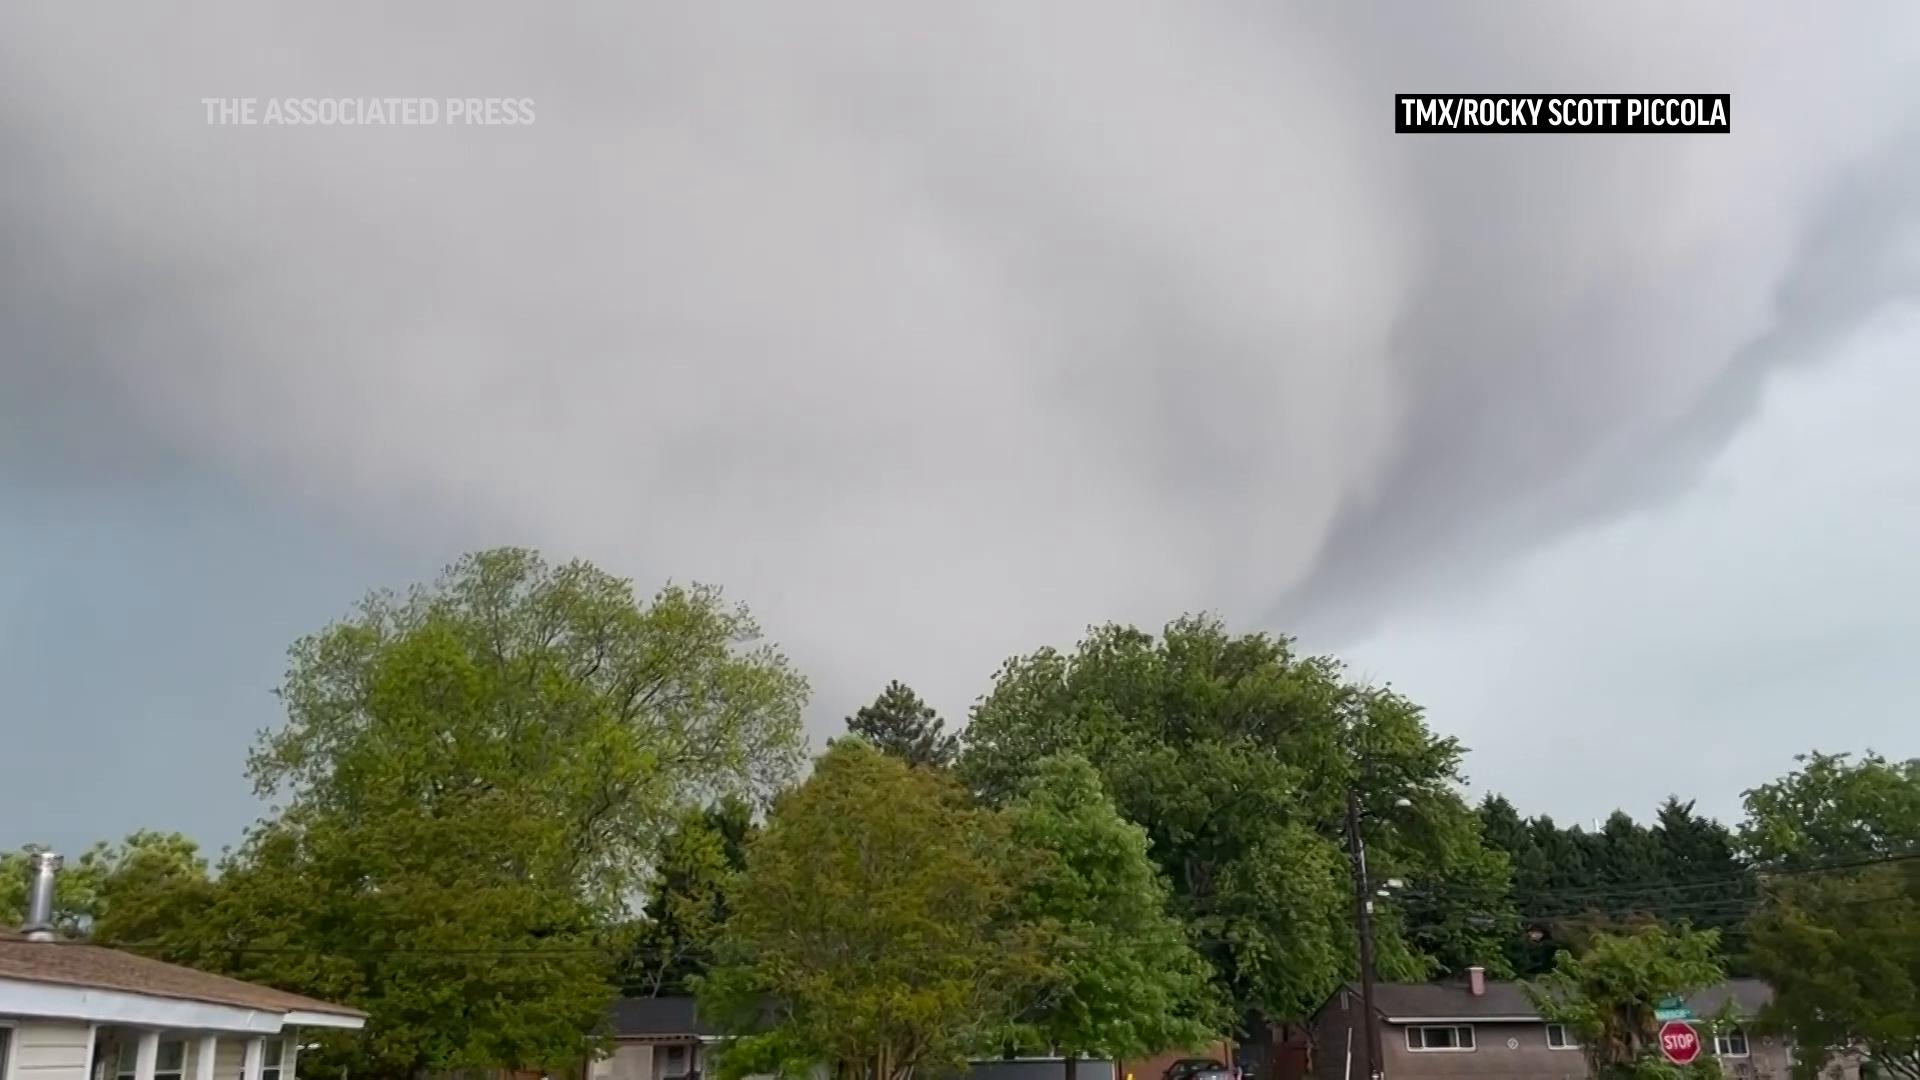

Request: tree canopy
left=0, top=831, right=209, bottom=939
left=622, top=795, right=758, bottom=997
left=119, top=549, right=811, bottom=1080
left=701, top=741, right=1041, bottom=1080
left=960, top=617, right=1514, bottom=1030
left=1742, top=751, right=1920, bottom=1080
left=843, top=681, right=958, bottom=769
left=1000, top=755, right=1222, bottom=1076
left=1528, top=924, right=1730, bottom=1080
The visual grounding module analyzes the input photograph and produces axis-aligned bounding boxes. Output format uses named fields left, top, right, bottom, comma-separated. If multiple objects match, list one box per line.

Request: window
left=662, top=1045, right=689, bottom=1078
left=1546, top=1024, right=1579, bottom=1050
left=1716, top=1029, right=1750, bottom=1058
left=116, top=1040, right=187, bottom=1080
left=263, top=1040, right=287, bottom=1080
left=1406, top=1026, right=1475, bottom=1052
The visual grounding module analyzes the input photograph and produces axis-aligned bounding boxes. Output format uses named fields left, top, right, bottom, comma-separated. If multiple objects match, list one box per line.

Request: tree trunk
left=1064, top=1052, right=1078, bottom=1080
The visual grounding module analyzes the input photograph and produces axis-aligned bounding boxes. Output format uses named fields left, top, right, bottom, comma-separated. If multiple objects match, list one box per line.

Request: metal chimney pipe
left=22, top=850, right=62, bottom=941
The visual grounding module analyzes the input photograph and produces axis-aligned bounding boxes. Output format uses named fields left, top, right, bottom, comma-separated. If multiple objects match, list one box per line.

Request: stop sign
left=1659, top=1021, right=1701, bottom=1065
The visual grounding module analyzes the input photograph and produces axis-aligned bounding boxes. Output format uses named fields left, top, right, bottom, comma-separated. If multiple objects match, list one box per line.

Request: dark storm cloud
left=1282, top=125, right=1920, bottom=642
left=1, top=0, right=1917, bottom=757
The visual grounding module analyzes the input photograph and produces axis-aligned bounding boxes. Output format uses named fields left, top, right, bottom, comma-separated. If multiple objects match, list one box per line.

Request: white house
left=1, top=853, right=364, bottom=1080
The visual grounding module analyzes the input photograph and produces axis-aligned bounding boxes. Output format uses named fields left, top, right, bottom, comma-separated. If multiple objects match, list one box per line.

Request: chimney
left=1468, top=966, right=1486, bottom=997
left=22, top=850, right=62, bottom=941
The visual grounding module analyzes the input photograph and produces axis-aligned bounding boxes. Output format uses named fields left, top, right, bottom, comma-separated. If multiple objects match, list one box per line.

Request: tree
left=131, top=550, right=811, bottom=1080
left=1740, top=751, right=1920, bottom=1080
left=1528, top=924, right=1730, bottom=1080
left=1, top=831, right=210, bottom=939
left=701, top=742, right=1040, bottom=1080
left=1000, top=755, right=1222, bottom=1080
left=844, top=681, right=958, bottom=769
left=1739, top=751, right=1920, bottom=870
left=252, top=549, right=809, bottom=907
left=1649, top=799, right=1751, bottom=964
left=1747, top=859, right=1919, bottom=1080
left=960, top=617, right=1515, bottom=1034
left=622, top=796, right=757, bottom=997
left=1478, top=796, right=1558, bottom=975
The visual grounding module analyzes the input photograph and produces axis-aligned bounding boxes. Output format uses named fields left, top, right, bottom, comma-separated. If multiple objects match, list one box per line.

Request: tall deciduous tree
left=701, top=741, right=1040, bottom=1080
left=1741, top=751, right=1920, bottom=1080
left=844, top=681, right=958, bottom=769
left=1739, top=751, right=1920, bottom=870
left=1528, top=924, right=1730, bottom=1080
left=960, top=617, right=1514, bottom=1034
left=130, top=550, right=810, bottom=1080
left=1001, top=755, right=1222, bottom=1080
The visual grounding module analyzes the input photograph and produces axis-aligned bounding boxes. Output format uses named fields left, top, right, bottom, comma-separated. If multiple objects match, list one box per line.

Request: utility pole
left=1345, top=786, right=1384, bottom=1080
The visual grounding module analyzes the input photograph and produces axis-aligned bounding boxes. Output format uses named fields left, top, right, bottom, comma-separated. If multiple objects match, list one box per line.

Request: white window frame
left=1715, top=1028, right=1750, bottom=1059
left=115, top=1039, right=188, bottom=1080
left=1405, top=1025, right=1476, bottom=1052
left=260, top=1039, right=289, bottom=1080
left=1545, top=1023, right=1580, bottom=1050
left=661, top=1045, right=690, bottom=1078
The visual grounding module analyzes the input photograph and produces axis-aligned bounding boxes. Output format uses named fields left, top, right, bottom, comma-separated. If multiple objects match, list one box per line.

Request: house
left=1302, top=967, right=1855, bottom=1080
left=0, top=853, right=366, bottom=1080
left=595, top=997, right=1130, bottom=1080
left=593, top=998, right=719, bottom=1080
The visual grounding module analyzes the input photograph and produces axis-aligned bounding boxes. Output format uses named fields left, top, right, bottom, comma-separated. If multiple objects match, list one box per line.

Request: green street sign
left=1655, top=996, right=1692, bottom=1021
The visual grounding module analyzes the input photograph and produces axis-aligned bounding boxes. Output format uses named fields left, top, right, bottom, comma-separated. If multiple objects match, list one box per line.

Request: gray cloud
left=1284, top=122, right=1920, bottom=641
left=2, top=1, right=1917, bottom=779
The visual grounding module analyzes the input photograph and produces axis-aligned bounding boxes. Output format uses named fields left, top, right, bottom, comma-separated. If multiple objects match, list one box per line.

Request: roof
left=1328, top=977, right=1774, bottom=1023
left=0, top=931, right=365, bottom=1019
left=609, top=996, right=719, bottom=1038
left=1367, top=980, right=1539, bottom=1020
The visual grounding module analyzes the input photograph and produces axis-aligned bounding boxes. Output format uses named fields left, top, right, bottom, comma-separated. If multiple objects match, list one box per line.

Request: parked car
left=1163, top=1060, right=1231, bottom=1080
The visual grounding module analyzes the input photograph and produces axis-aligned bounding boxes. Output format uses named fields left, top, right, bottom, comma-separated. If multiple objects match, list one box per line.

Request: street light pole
left=1345, top=785, right=1385, bottom=1080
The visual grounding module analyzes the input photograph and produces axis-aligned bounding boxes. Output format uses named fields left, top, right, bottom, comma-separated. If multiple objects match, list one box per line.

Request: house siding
left=5, top=1020, right=94, bottom=1080
left=591, top=1044, right=656, bottom=1080
left=1307, top=1002, right=1849, bottom=1080
left=211, top=1040, right=248, bottom=1080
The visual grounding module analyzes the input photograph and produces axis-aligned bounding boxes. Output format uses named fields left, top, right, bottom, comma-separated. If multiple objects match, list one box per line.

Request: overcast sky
left=4, top=3, right=1918, bottom=858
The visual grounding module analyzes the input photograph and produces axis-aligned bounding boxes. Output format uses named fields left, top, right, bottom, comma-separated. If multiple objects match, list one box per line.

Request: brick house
left=1302, top=968, right=1855, bottom=1080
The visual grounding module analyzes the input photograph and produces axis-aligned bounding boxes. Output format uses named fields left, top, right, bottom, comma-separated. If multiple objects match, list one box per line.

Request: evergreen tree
left=623, top=796, right=758, bottom=996
left=844, top=680, right=959, bottom=768
left=1650, top=798, right=1751, bottom=965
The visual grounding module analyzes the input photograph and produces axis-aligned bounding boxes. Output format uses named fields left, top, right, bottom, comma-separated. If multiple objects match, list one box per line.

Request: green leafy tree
left=701, top=742, right=1041, bottom=1080
left=960, top=617, right=1514, bottom=1034
left=844, top=681, right=958, bottom=769
left=1739, top=751, right=1920, bottom=870
left=1, top=831, right=211, bottom=939
left=1528, top=924, right=1730, bottom=1080
left=1741, top=751, right=1920, bottom=1080
left=1001, top=755, right=1222, bottom=1080
left=622, top=796, right=758, bottom=997
left=129, top=550, right=810, bottom=1080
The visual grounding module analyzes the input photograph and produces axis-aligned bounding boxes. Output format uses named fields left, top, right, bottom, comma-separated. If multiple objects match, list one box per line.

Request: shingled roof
left=608, top=996, right=719, bottom=1038
left=0, top=930, right=364, bottom=1020
left=1331, top=977, right=1773, bottom=1022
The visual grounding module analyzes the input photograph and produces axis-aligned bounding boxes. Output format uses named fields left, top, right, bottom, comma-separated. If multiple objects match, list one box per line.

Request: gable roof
left=0, top=931, right=365, bottom=1022
left=1325, top=977, right=1773, bottom=1023
left=609, top=996, right=718, bottom=1038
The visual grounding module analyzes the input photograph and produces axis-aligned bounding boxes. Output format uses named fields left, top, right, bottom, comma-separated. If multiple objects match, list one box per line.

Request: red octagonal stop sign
left=1659, top=1020, right=1701, bottom=1065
